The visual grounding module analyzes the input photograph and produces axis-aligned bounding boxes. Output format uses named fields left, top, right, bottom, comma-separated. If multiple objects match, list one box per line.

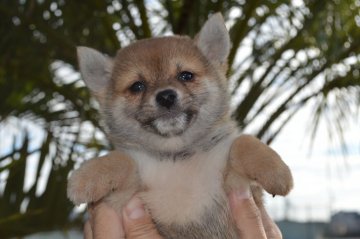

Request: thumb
left=122, top=196, right=163, bottom=239
left=229, top=188, right=267, bottom=239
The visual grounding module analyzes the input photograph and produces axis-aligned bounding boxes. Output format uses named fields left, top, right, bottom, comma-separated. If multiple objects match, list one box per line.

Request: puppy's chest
left=131, top=142, right=231, bottom=225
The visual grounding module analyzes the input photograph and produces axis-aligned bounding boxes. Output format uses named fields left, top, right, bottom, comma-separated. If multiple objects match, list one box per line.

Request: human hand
left=84, top=197, right=162, bottom=239
left=228, top=187, right=282, bottom=239
left=84, top=189, right=281, bottom=239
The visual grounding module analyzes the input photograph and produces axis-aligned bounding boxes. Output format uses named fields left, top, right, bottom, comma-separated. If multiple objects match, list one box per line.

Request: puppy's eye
left=129, top=81, right=146, bottom=93
left=178, top=71, right=194, bottom=82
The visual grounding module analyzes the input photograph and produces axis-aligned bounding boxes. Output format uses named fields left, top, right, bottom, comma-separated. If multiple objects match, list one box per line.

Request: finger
left=84, top=221, right=93, bottom=239
left=229, top=189, right=267, bottom=239
left=259, top=205, right=282, bottom=239
left=122, top=196, right=163, bottom=239
left=89, top=202, right=125, bottom=239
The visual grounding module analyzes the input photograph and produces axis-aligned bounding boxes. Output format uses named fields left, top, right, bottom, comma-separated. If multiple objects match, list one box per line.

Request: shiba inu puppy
left=67, top=13, right=293, bottom=238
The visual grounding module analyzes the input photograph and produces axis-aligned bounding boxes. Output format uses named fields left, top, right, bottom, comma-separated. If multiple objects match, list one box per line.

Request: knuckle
left=244, top=200, right=262, bottom=220
left=128, top=222, right=160, bottom=239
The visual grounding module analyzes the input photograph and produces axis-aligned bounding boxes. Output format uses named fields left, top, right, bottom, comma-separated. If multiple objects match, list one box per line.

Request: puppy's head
left=78, top=13, right=231, bottom=153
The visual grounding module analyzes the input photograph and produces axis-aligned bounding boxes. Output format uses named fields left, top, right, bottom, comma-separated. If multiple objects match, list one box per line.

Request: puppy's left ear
left=196, top=13, right=230, bottom=65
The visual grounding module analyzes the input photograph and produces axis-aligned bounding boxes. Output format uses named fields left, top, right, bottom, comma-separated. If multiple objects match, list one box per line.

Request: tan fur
left=228, top=135, right=293, bottom=196
left=67, top=151, right=139, bottom=205
left=68, top=13, right=293, bottom=239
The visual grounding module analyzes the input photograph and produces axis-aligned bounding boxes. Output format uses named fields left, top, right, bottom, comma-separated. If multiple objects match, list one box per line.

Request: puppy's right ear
left=77, top=47, right=113, bottom=94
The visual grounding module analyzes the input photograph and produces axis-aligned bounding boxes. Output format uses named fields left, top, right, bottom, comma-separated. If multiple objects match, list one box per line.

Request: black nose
left=156, top=89, right=177, bottom=109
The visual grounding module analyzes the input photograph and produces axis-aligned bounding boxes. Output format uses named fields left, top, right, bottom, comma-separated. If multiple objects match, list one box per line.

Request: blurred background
left=0, top=0, right=359, bottom=238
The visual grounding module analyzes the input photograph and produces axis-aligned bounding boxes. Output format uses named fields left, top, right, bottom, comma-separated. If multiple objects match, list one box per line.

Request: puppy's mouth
left=142, top=110, right=196, bottom=137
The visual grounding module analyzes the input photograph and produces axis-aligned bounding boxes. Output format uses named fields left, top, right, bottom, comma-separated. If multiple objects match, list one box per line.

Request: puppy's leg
left=229, top=135, right=293, bottom=196
left=67, top=151, right=138, bottom=205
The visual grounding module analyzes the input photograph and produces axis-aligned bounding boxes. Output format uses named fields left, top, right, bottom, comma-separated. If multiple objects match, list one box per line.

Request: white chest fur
left=129, top=134, right=236, bottom=225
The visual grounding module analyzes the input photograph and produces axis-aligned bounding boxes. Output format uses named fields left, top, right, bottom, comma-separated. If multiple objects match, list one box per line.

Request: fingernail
left=125, top=196, right=145, bottom=220
left=233, top=185, right=251, bottom=200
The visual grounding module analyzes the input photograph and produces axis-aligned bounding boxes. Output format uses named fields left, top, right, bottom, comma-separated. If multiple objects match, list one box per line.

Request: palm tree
left=0, top=0, right=359, bottom=237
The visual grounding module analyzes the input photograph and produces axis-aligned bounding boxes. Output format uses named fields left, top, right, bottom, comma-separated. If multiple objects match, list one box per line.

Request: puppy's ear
left=77, top=47, right=113, bottom=94
left=196, top=13, right=230, bottom=65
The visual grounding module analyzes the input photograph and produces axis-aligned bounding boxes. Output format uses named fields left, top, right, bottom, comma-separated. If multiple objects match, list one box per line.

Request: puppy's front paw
left=230, top=135, right=293, bottom=197
left=67, top=159, right=117, bottom=205
left=67, top=151, right=137, bottom=205
left=253, top=160, right=293, bottom=196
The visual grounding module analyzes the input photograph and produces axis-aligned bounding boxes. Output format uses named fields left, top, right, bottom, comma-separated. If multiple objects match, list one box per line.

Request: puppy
left=68, top=13, right=293, bottom=239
